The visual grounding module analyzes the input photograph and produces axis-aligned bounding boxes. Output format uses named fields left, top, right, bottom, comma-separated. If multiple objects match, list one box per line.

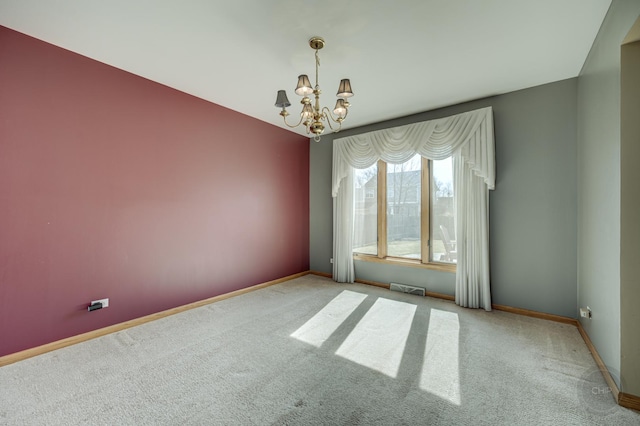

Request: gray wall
left=577, top=0, right=640, bottom=387
left=621, top=38, right=640, bottom=397
left=311, top=78, right=578, bottom=317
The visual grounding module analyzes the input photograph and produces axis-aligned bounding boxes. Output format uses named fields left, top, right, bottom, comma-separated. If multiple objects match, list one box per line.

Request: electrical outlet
left=91, top=298, right=109, bottom=308
left=580, top=307, right=592, bottom=319
left=330, top=258, right=333, bottom=264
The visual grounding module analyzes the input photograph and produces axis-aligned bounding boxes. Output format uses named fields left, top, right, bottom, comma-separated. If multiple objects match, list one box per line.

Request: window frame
left=354, top=158, right=456, bottom=273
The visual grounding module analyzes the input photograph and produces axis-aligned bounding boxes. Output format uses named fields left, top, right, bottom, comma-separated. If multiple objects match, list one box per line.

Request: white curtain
left=332, top=106, right=495, bottom=310
left=332, top=165, right=355, bottom=282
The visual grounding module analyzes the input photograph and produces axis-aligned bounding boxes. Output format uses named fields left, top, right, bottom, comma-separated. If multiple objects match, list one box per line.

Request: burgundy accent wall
left=0, top=27, right=310, bottom=357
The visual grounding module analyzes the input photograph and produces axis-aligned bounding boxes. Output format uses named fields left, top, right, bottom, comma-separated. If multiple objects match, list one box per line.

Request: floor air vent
left=389, top=283, right=425, bottom=296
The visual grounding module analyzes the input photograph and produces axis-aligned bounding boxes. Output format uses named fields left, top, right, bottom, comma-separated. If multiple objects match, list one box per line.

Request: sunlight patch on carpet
left=291, top=290, right=367, bottom=347
left=336, top=298, right=416, bottom=378
left=420, top=308, right=461, bottom=405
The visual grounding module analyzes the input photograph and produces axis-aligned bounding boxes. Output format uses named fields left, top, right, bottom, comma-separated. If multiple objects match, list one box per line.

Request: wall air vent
left=389, top=283, right=425, bottom=296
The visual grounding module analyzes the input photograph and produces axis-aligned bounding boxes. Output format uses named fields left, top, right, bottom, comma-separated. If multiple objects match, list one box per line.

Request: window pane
left=387, top=155, right=421, bottom=259
left=431, top=157, right=456, bottom=263
left=353, top=163, right=378, bottom=255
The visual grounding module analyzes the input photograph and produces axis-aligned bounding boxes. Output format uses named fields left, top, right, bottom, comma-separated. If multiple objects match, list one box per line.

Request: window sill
left=353, top=254, right=456, bottom=273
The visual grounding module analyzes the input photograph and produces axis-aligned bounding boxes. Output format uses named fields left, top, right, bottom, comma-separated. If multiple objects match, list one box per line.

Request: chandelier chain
left=315, top=49, right=320, bottom=89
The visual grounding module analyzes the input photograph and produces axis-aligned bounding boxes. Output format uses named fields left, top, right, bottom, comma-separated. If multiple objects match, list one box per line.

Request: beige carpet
left=1, top=275, right=638, bottom=425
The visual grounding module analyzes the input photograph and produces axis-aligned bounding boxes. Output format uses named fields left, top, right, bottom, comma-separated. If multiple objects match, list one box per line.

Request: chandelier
left=274, top=37, right=354, bottom=142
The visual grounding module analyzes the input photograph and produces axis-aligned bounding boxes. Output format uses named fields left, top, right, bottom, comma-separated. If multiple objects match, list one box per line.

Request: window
left=431, top=157, right=455, bottom=264
left=387, top=155, right=421, bottom=259
left=353, top=155, right=456, bottom=269
left=353, top=162, right=378, bottom=256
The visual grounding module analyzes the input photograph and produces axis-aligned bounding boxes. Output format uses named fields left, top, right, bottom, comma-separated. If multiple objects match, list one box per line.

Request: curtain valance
left=332, top=106, right=495, bottom=197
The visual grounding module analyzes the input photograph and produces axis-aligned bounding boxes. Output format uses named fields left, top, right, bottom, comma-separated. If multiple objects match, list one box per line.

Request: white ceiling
left=0, top=0, right=611, bottom=137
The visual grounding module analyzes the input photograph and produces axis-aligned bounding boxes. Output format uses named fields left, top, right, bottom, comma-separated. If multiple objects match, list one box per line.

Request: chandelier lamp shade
left=274, top=37, right=354, bottom=142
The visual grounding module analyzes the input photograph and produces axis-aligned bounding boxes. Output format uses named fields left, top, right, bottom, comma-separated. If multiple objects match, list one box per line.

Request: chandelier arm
left=320, top=107, right=344, bottom=132
left=281, top=113, right=306, bottom=129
